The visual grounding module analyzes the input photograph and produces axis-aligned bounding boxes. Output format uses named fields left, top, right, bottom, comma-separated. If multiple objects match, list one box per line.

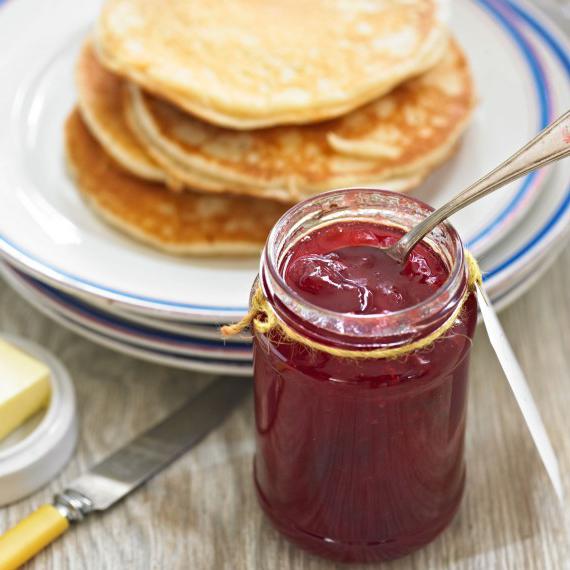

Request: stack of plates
left=0, top=0, right=568, bottom=376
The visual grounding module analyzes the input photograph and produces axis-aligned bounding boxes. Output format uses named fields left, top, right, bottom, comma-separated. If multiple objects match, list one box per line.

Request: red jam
left=253, top=219, right=477, bottom=562
left=283, top=222, right=449, bottom=315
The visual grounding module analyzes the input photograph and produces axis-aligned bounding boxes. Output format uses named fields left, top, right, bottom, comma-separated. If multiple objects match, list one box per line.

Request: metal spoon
left=388, top=110, right=570, bottom=263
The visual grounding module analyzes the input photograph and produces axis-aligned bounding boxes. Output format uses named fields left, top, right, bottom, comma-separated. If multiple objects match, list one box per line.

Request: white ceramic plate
left=0, top=0, right=564, bottom=322
left=0, top=263, right=253, bottom=361
left=0, top=267, right=253, bottom=376
left=0, top=234, right=560, bottom=375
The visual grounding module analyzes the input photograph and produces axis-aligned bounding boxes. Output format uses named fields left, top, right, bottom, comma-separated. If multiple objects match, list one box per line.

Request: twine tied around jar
left=221, top=251, right=482, bottom=359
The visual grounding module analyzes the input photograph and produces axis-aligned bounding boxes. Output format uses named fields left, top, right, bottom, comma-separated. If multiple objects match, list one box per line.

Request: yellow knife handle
left=0, top=505, right=69, bottom=570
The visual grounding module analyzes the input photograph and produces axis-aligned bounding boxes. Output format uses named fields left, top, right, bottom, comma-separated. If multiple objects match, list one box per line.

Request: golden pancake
left=96, top=0, right=449, bottom=129
left=65, top=109, right=288, bottom=255
left=125, top=38, right=475, bottom=203
left=75, top=41, right=165, bottom=182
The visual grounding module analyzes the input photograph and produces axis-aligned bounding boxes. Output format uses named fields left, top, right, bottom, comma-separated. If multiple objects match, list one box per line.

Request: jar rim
left=260, top=188, right=467, bottom=345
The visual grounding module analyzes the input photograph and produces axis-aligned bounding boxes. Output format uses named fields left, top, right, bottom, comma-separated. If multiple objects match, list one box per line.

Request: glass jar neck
left=259, top=188, right=468, bottom=351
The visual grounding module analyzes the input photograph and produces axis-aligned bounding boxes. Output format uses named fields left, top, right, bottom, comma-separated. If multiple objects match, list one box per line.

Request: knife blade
left=476, top=283, right=563, bottom=502
left=0, top=377, right=250, bottom=570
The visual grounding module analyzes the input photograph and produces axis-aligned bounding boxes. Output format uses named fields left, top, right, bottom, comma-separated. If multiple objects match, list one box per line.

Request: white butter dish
left=0, top=335, right=77, bottom=505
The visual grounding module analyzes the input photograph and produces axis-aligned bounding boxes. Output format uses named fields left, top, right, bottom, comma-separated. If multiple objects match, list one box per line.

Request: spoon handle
left=392, top=109, right=570, bottom=261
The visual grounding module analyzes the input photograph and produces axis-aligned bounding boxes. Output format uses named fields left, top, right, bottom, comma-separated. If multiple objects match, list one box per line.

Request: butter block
left=0, top=339, right=51, bottom=441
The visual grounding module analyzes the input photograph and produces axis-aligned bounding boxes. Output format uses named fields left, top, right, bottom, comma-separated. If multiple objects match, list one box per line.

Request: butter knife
left=0, top=377, right=250, bottom=570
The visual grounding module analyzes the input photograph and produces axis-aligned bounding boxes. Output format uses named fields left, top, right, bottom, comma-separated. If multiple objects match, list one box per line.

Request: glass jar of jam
left=252, top=188, right=478, bottom=563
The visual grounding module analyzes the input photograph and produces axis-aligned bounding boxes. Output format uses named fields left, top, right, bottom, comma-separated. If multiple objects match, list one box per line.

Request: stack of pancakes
left=66, top=0, right=476, bottom=256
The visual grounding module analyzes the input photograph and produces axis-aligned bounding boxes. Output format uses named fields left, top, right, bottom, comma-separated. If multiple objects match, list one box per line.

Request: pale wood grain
left=0, top=245, right=569, bottom=570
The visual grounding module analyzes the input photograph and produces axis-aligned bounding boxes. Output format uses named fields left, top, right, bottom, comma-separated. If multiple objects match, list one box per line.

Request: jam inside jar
left=252, top=189, right=477, bottom=563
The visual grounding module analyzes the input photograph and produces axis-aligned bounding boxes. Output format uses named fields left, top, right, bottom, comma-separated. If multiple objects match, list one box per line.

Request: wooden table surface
left=0, top=245, right=569, bottom=570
